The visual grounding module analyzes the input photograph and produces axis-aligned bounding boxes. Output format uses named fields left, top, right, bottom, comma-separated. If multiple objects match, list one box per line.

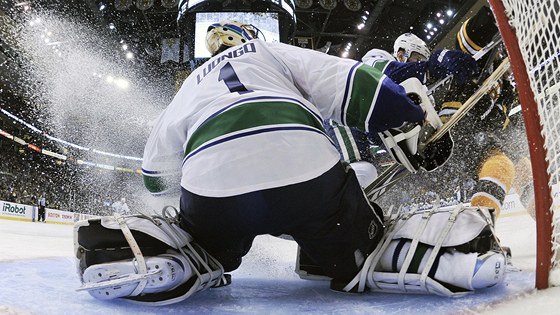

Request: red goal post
left=487, top=0, right=558, bottom=289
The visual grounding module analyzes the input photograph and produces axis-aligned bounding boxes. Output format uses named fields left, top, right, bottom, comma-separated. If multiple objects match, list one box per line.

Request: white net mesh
left=498, top=0, right=560, bottom=277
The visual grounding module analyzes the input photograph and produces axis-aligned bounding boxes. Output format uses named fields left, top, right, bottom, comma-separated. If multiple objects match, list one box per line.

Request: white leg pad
left=350, top=161, right=378, bottom=188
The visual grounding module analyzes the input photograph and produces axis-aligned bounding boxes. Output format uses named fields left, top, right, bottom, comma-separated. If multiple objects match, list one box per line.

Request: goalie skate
left=78, top=251, right=191, bottom=300
left=74, top=208, right=229, bottom=305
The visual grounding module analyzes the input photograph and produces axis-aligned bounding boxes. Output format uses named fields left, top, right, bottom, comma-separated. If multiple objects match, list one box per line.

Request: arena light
left=446, top=9, right=453, bottom=17
left=114, top=78, right=130, bottom=89
left=115, top=0, right=133, bottom=10
left=343, top=0, right=361, bottom=12
left=161, top=0, right=178, bottom=9
left=136, top=0, right=154, bottom=10
left=319, top=0, right=337, bottom=10
left=295, top=0, right=312, bottom=9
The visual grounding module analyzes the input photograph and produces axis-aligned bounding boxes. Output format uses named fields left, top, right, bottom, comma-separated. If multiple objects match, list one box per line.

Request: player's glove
left=378, top=121, right=454, bottom=174
left=379, top=77, right=454, bottom=173
left=419, top=130, right=454, bottom=172
left=379, top=122, right=423, bottom=173
left=437, top=101, right=462, bottom=124
left=428, top=49, right=479, bottom=84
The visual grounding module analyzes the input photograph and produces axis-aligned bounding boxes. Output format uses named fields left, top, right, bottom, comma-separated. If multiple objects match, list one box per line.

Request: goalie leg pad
left=349, top=161, right=378, bottom=188
left=74, top=209, right=227, bottom=305
left=377, top=239, right=505, bottom=292
left=341, top=205, right=506, bottom=296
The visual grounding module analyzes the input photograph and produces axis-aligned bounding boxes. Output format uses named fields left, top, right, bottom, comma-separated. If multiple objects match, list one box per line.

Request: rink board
left=0, top=257, right=535, bottom=315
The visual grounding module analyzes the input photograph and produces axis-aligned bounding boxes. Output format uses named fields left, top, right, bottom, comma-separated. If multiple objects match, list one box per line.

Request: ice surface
left=1, top=212, right=560, bottom=314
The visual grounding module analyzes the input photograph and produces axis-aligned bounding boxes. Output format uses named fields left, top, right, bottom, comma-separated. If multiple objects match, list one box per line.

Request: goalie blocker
left=379, top=78, right=454, bottom=174
left=296, top=204, right=507, bottom=296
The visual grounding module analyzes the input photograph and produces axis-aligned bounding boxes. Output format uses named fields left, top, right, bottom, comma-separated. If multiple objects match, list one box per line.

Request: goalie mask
left=206, top=20, right=258, bottom=56
left=393, top=33, right=431, bottom=62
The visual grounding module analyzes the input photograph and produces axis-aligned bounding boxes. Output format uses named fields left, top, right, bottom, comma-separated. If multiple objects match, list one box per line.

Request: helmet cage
left=206, top=20, right=259, bottom=56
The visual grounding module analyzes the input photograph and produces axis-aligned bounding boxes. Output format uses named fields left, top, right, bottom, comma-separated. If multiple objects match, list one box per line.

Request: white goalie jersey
left=142, top=39, right=424, bottom=197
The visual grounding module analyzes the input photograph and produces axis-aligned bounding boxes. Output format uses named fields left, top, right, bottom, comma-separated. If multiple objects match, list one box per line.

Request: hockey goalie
left=74, top=20, right=507, bottom=305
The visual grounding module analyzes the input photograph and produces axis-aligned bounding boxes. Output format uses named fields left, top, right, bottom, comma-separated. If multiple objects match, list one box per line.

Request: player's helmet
left=206, top=20, right=258, bottom=56
left=393, top=33, right=430, bottom=62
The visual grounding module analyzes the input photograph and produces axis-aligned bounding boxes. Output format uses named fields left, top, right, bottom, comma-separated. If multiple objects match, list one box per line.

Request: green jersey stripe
left=344, top=64, right=384, bottom=129
left=333, top=123, right=358, bottom=162
left=371, top=60, right=391, bottom=73
left=143, top=176, right=167, bottom=194
left=185, top=101, right=325, bottom=157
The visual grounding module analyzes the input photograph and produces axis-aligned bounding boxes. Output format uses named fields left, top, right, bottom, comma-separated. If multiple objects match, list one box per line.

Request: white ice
left=1, top=211, right=559, bottom=314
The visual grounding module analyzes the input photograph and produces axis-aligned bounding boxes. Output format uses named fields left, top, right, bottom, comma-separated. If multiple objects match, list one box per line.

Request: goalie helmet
left=393, top=33, right=430, bottom=62
left=206, top=20, right=258, bottom=56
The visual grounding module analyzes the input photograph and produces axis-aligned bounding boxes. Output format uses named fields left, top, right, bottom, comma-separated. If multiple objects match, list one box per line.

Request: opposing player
left=362, top=32, right=478, bottom=85
left=435, top=6, right=525, bottom=218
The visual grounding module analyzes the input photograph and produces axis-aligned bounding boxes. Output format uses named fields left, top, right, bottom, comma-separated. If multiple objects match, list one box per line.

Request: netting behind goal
left=488, top=0, right=560, bottom=289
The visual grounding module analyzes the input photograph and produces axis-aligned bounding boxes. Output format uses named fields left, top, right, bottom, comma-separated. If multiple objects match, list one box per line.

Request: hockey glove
left=437, top=101, right=462, bottom=124
left=378, top=122, right=423, bottom=173
left=419, top=130, right=454, bottom=172
left=428, top=49, right=479, bottom=84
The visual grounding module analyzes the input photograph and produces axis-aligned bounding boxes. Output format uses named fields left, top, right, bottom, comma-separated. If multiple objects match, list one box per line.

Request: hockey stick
left=427, top=57, right=510, bottom=144
left=365, top=163, right=408, bottom=201
left=365, top=56, right=511, bottom=200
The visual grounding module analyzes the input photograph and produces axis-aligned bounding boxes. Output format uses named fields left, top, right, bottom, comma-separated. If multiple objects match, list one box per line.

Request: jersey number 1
left=218, top=62, right=251, bottom=94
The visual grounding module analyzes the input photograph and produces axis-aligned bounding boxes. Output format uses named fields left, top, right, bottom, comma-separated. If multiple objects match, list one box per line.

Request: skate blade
left=80, top=256, right=187, bottom=300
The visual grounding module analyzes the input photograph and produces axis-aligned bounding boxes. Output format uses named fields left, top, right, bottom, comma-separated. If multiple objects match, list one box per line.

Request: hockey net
left=488, top=0, right=560, bottom=289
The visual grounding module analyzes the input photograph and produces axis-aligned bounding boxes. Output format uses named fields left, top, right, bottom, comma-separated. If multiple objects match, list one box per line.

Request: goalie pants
left=179, top=162, right=384, bottom=282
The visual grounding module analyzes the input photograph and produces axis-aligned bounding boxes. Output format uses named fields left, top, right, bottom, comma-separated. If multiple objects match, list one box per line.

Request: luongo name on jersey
left=142, top=39, right=424, bottom=197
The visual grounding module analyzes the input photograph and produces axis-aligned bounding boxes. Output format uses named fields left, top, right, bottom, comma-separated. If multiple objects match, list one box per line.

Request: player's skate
left=74, top=206, right=229, bottom=305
